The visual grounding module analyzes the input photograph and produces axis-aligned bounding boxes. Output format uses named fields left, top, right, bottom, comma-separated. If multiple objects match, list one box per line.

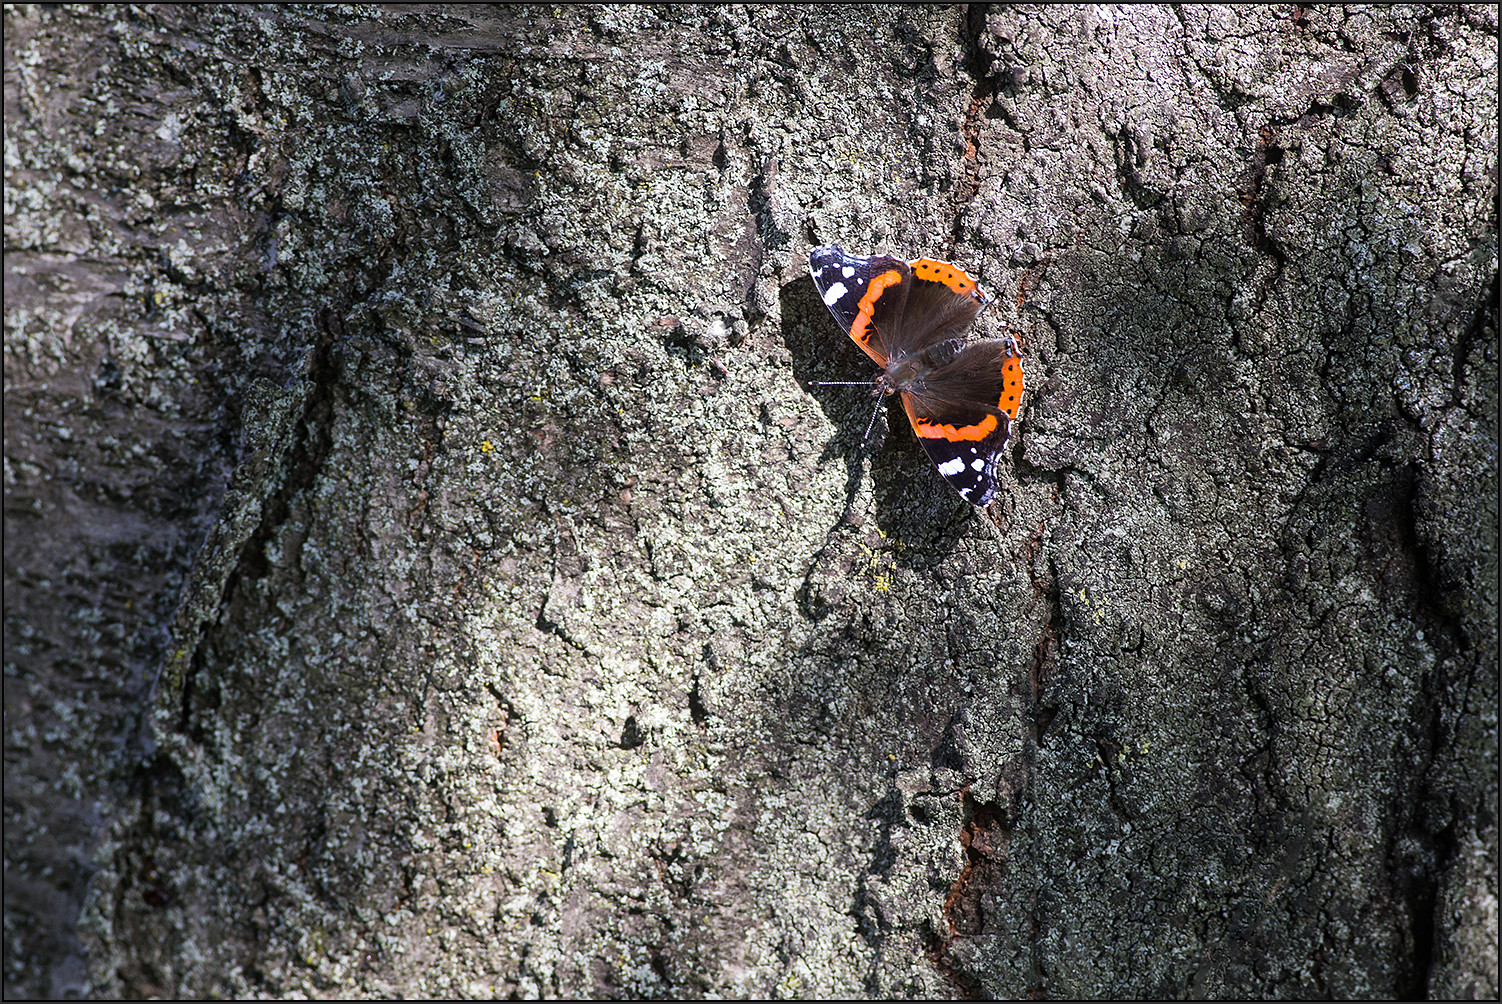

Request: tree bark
left=4, top=4, right=1496, bottom=998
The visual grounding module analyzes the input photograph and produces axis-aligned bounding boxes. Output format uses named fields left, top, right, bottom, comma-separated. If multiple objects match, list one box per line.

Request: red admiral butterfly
left=808, top=245, right=1024, bottom=506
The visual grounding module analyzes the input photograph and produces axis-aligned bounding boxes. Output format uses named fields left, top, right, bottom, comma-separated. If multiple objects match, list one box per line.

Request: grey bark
left=4, top=4, right=1496, bottom=998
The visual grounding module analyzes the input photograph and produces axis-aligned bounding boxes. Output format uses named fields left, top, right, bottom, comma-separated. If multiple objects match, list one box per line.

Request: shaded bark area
left=4, top=4, right=1496, bottom=999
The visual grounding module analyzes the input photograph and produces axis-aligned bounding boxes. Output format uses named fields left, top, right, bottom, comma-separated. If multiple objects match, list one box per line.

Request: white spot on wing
left=822, top=282, right=848, bottom=306
left=937, top=457, right=965, bottom=477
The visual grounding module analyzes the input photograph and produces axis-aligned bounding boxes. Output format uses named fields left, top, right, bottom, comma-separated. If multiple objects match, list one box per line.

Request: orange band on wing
left=848, top=269, right=904, bottom=351
left=916, top=414, right=998, bottom=441
left=998, top=356, right=1024, bottom=420
left=909, top=258, right=984, bottom=298
left=904, top=398, right=1000, bottom=442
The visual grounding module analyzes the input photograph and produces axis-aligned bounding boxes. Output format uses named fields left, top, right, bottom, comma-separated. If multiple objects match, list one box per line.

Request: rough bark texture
left=4, top=4, right=1497, bottom=999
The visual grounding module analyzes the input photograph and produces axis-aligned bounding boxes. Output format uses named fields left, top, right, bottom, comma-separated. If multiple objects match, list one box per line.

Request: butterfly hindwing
left=900, top=341, right=1024, bottom=506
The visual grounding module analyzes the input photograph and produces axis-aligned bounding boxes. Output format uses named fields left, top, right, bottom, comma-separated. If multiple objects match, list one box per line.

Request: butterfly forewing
left=809, top=246, right=910, bottom=365
left=884, top=267, right=989, bottom=359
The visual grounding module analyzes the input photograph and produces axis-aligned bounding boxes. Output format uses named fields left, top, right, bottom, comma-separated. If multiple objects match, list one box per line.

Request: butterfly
left=808, top=245, right=1024, bottom=505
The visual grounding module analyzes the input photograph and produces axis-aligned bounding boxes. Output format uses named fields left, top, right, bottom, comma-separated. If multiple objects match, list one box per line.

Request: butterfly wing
left=900, top=340, right=1024, bottom=506
left=809, top=245, right=911, bottom=366
left=890, top=259, right=991, bottom=356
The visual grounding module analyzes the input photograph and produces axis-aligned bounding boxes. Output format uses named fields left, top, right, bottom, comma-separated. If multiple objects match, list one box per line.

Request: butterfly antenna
left=859, top=397, right=885, bottom=448
left=809, top=378, right=885, bottom=450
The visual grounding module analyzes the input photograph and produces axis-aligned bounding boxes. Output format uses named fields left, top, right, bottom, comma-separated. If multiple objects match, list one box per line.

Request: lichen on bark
left=4, top=4, right=1495, bottom=999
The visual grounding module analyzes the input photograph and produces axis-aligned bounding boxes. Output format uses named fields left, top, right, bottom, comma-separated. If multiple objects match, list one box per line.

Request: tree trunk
left=5, top=4, right=1496, bottom=998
